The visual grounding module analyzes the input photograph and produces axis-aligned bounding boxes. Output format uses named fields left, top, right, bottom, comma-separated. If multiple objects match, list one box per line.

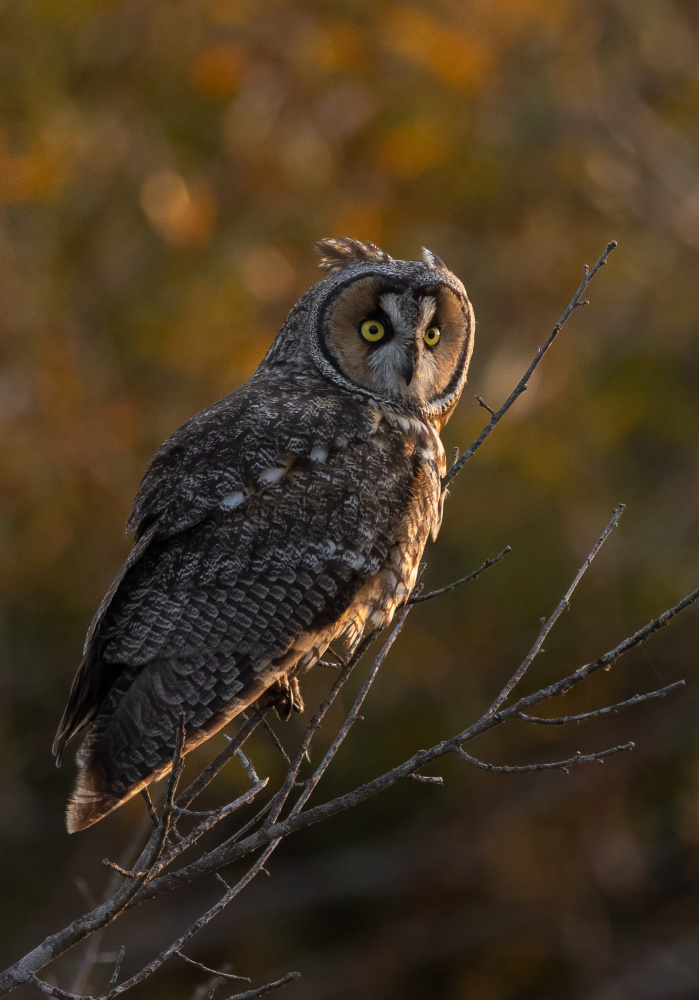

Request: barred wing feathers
left=55, top=381, right=418, bottom=831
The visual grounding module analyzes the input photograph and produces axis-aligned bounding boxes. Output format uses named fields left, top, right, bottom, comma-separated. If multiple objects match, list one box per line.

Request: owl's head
left=303, top=238, right=474, bottom=426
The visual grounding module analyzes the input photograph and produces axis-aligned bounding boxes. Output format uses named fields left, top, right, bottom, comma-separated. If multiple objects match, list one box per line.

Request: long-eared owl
left=54, top=238, right=475, bottom=832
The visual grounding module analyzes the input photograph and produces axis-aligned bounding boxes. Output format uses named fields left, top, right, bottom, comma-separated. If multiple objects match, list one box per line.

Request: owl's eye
left=360, top=318, right=387, bottom=343
left=424, top=326, right=441, bottom=347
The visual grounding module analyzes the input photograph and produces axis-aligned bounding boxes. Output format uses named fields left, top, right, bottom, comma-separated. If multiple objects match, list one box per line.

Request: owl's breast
left=338, top=409, right=445, bottom=647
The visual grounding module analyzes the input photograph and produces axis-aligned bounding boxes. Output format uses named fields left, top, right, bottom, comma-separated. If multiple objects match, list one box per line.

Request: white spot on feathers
left=221, top=490, right=246, bottom=511
left=258, top=465, right=287, bottom=484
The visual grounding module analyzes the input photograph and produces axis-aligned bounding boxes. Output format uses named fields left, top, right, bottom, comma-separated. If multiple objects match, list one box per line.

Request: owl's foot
left=266, top=675, right=305, bottom=721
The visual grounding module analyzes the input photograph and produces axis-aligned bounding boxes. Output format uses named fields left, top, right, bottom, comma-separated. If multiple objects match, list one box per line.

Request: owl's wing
left=54, top=383, right=411, bottom=771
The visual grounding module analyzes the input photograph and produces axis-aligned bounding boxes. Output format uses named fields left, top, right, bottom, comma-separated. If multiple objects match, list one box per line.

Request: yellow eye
left=424, top=326, right=441, bottom=347
left=360, top=318, right=386, bottom=342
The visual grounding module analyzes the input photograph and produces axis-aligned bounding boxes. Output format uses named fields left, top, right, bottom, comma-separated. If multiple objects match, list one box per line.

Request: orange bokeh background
left=1, top=1, right=698, bottom=997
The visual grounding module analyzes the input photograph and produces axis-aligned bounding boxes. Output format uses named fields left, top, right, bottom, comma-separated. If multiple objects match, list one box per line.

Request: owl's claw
left=266, top=675, right=305, bottom=721
left=289, top=677, right=304, bottom=715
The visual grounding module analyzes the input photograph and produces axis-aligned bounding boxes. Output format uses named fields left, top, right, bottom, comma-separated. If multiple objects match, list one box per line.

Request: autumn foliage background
left=1, top=1, right=699, bottom=998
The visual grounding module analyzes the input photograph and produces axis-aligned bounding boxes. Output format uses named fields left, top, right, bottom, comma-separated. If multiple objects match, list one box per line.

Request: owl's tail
left=66, top=745, right=168, bottom=833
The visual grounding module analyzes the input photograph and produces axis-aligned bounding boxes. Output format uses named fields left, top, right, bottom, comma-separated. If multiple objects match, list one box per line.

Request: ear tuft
left=314, top=237, right=393, bottom=273
left=421, top=247, right=448, bottom=271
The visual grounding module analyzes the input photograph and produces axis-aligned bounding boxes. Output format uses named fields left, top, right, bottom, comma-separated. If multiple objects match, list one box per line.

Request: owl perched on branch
left=54, top=238, right=475, bottom=832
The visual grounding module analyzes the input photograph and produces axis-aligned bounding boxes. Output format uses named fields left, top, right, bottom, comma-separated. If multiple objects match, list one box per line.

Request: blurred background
left=1, top=0, right=698, bottom=997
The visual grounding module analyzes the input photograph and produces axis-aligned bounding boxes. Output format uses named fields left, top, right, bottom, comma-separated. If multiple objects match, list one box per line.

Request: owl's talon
left=289, top=677, right=304, bottom=714
left=264, top=675, right=304, bottom=721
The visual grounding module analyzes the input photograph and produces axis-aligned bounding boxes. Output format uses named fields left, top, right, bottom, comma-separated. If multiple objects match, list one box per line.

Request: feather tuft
left=314, top=237, right=393, bottom=272
left=421, top=247, right=448, bottom=271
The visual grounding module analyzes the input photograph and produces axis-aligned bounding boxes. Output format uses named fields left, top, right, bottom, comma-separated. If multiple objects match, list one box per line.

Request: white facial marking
left=365, top=293, right=442, bottom=401
left=310, top=444, right=328, bottom=462
left=417, top=295, right=437, bottom=332
left=220, top=490, right=246, bottom=511
left=378, top=293, right=405, bottom=332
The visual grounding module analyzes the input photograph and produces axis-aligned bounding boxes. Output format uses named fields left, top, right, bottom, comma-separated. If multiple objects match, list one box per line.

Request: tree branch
left=442, top=240, right=617, bottom=490
left=456, top=742, right=635, bottom=773
left=408, top=547, right=512, bottom=604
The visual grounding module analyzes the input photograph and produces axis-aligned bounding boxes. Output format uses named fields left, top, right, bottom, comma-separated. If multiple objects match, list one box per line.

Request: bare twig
left=487, top=504, right=625, bottom=716
left=176, top=714, right=263, bottom=813
left=101, top=862, right=145, bottom=880
left=475, top=394, right=495, bottom=416
left=409, top=547, right=512, bottom=604
left=456, top=742, right=635, bottom=773
left=503, top=586, right=699, bottom=717
left=255, top=713, right=291, bottom=764
left=516, top=680, right=685, bottom=725
left=141, top=789, right=159, bottom=828
left=107, top=948, right=125, bottom=991
left=235, top=750, right=261, bottom=785
left=166, top=714, right=187, bottom=812
left=442, top=240, right=617, bottom=490
left=222, top=971, right=301, bottom=1000
left=287, top=607, right=411, bottom=817
left=175, top=951, right=250, bottom=984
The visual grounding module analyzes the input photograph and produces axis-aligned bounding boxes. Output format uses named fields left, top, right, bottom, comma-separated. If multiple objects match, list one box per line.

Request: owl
left=53, top=237, right=475, bottom=832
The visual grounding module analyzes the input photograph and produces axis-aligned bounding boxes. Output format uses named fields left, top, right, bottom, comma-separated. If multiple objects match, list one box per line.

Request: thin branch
left=151, top=779, right=269, bottom=877
left=234, top=750, right=261, bottom=786
left=262, top=627, right=383, bottom=830
left=141, top=789, right=159, bottom=828
left=287, top=607, right=411, bottom=817
left=443, top=240, right=617, bottom=490
left=222, top=972, right=301, bottom=1000
left=176, top=714, right=263, bottom=813
left=409, top=547, right=512, bottom=604
left=255, top=713, right=291, bottom=764
left=501, top=586, right=699, bottom=719
left=101, top=862, right=145, bottom=880
left=487, top=504, right=625, bottom=715
left=166, top=714, right=187, bottom=811
left=456, top=742, right=634, bottom=774
left=475, top=394, right=495, bottom=416
left=30, top=976, right=84, bottom=1000
left=175, top=952, right=250, bottom=984
left=516, top=680, right=685, bottom=725
left=107, top=948, right=125, bottom=991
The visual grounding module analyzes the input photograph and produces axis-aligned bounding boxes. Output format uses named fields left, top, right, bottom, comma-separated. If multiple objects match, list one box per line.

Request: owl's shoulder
left=126, top=375, right=393, bottom=540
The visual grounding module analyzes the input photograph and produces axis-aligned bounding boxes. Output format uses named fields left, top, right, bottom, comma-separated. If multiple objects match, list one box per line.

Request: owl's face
left=306, top=239, right=475, bottom=425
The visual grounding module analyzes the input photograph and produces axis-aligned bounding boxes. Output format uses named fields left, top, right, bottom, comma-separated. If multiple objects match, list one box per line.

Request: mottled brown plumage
left=54, top=238, right=475, bottom=832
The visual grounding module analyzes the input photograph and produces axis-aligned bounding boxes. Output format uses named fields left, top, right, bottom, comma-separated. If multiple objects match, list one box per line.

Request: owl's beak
left=399, top=345, right=416, bottom=386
